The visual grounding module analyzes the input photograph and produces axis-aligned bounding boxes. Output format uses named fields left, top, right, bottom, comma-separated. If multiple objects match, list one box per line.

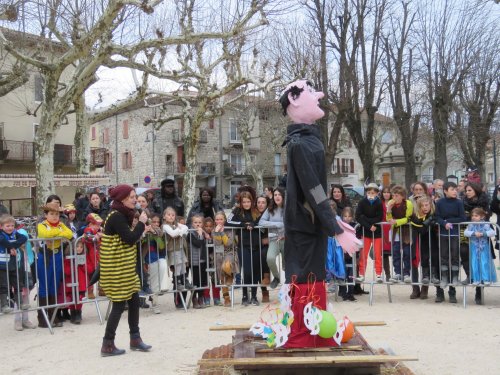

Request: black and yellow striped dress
left=100, top=210, right=144, bottom=302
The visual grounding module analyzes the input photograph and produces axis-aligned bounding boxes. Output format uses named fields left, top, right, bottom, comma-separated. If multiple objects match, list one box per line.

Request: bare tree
left=138, top=0, right=278, bottom=212
left=452, top=24, right=500, bottom=181
left=0, top=0, right=273, bottom=207
left=384, top=1, right=422, bottom=189
left=416, top=0, right=488, bottom=179
left=329, top=0, right=388, bottom=182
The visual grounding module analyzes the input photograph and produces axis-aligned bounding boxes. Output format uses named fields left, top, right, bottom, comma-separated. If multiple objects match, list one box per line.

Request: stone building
left=90, top=92, right=288, bottom=201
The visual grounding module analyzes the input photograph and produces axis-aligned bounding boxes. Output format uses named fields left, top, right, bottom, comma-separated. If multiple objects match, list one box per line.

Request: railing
left=0, top=140, right=107, bottom=168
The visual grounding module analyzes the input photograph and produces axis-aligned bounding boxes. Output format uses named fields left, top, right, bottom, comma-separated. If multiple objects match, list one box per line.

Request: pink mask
left=285, top=80, right=325, bottom=124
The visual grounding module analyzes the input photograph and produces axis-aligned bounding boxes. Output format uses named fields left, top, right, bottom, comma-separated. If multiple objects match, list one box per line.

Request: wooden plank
left=209, top=321, right=386, bottom=331
left=256, top=345, right=364, bottom=353
left=198, top=355, right=418, bottom=368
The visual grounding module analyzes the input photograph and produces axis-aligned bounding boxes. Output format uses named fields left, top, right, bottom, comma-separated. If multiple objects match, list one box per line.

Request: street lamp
left=144, top=126, right=156, bottom=179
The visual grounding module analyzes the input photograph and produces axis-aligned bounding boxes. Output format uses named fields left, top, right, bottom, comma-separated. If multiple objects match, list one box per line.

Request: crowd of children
left=1, top=177, right=499, bottom=332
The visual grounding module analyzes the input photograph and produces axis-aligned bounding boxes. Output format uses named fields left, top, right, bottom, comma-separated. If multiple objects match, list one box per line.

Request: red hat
left=86, top=213, right=103, bottom=225
left=109, top=184, right=134, bottom=201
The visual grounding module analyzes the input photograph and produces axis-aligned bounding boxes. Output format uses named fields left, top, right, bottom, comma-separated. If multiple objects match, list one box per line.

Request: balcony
left=164, top=162, right=216, bottom=176
left=223, top=161, right=248, bottom=176
left=0, top=140, right=107, bottom=168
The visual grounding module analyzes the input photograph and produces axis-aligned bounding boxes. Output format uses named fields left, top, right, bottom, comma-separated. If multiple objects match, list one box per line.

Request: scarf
left=111, top=200, right=135, bottom=226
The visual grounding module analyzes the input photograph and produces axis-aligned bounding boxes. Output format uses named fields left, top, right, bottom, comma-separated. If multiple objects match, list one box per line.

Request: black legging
left=104, top=292, right=140, bottom=340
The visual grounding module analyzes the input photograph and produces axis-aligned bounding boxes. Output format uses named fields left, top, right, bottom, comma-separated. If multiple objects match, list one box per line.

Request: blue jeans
left=392, top=241, right=410, bottom=276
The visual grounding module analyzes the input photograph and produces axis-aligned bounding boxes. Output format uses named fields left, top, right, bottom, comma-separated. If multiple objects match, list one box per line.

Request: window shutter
left=336, top=158, right=340, bottom=174
left=127, top=152, right=132, bottom=169
left=91, top=126, right=96, bottom=140
left=123, top=120, right=129, bottom=139
left=104, top=129, right=109, bottom=144
left=350, top=159, right=354, bottom=174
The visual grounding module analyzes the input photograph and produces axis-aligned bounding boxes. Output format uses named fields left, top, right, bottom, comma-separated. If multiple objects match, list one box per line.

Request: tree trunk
left=74, top=95, right=90, bottom=174
left=182, top=138, right=197, bottom=216
left=432, top=104, right=449, bottom=179
left=35, top=114, right=56, bottom=208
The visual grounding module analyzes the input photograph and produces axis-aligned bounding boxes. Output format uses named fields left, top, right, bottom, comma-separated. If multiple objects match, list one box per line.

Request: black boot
left=101, top=339, right=126, bottom=357
left=353, top=283, right=369, bottom=295
left=435, top=287, right=445, bottom=303
left=71, top=310, right=82, bottom=324
left=61, top=308, right=72, bottom=321
left=410, top=285, right=420, bottom=299
left=130, top=333, right=152, bottom=352
left=475, top=287, right=483, bottom=305
left=448, top=287, right=457, bottom=304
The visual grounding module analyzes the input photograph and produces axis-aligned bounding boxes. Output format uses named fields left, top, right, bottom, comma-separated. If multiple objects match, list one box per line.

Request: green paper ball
left=318, top=310, right=337, bottom=339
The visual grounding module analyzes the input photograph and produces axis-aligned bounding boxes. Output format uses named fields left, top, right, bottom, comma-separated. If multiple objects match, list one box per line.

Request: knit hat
left=64, top=204, right=76, bottom=214
left=86, top=213, right=103, bottom=225
left=161, top=177, right=175, bottom=187
left=365, top=183, right=380, bottom=192
left=41, top=201, right=64, bottom=213
left=108, top=184, right=134, bottom=201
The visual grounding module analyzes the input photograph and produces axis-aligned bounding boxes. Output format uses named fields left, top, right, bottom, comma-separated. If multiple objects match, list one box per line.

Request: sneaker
left=327, top=283, right=337, bottom=293
left=375, top=275, right=383, bottom=283
left=204, top=297, right=211, bottom=307
left=336, top=278, right=346, bottom=286
left=389, top=274, right=402, bottom=283
left=22, top=320, right=37, bottom=329
left=431, top=276, right=440, bottom=285
left=421, top=276, right=430, bottom=285
left=472, top=281, right=480, bottom=286
left=270, top=278, right=280, bottom=289
left=242, top=297, right=249, bottom=307
left=250, top=297, right=260, bottom=306
left=484, top=281, right=491, bottom=286
left=355, top=275, right=365, bottom=282
left=15, top=320, right=23, bottom=331
left=403, top=275, right=411, bottom=284
left=184, top=281, right=195, bottom=290
left=139, top=298, right=150, bottom=309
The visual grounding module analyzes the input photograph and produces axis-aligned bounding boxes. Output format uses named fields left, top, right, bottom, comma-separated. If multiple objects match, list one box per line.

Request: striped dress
left=99, top=210, right=144, bottom=302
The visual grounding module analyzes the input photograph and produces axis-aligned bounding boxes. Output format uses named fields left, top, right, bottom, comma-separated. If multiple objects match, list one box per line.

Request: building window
left=274, top=153, right=281, bottom=176
left=229, top=119, right=241, bottom=143
left=381, top=129, right=393, bottom=144
left=488, top=173, right=493, bottom=183
left=230, top=181, right=241, bottom=199
left=91, top=126, right=96, bottom=140
left=105, top=152, right=113, bottom=172
left=332, top=158, right=354, bottom=174
left=230, top=153, right=243, bottom=174
left=0, top=122, right=4, bottom=139
left=104, top=128, right=109, bottom=144
left=34, top=75, right=44, bottom=102
left=33, top=123, right=39, bottom=140
left=122, top=119, right=129, bottom=139
left=208, top=119, right=215, bottom=130
left=122, top=151, right=132, bottom=169
left=200, top=129, right=208, bottom=143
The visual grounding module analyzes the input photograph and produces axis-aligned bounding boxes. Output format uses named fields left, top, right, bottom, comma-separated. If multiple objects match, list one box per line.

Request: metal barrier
left=344, top=221, right=499, bottom=308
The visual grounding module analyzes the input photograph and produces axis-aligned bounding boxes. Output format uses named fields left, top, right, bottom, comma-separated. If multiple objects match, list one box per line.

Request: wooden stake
left=209, top=321, right=386, bottom=331
left=198, top=355, right=418, bottom=367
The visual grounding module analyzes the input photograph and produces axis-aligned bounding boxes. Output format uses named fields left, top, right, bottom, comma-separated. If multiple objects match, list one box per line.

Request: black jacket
left=355, top=197, right=383, bottom=238
left=283, top=123, right=343, bottom=283
left=186, top=199, right=224, bottom=227
left=463, top=192, right=490, bottom=220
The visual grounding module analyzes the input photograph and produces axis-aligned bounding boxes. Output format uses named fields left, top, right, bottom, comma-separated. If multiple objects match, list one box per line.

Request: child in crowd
left=64, top=204, right=79, bottom=240
left=187, top=214, right=208, bottom=309
left=326, top=200, right=344, bottom=292
left=163, top=207, right=193, bottom=292
left=339, top=207, right=357, bottom=301
left=203, top=217, right=222, bottom=306
left=64, top=240, right=86, bottom=324
left=387, top=185, right=413, bottom=284
left=227, top=191, right=262, bottom=306
left=36, top=202, right=73, bottom=328
left=435, top=181, right=466, bottom=303
left=410, top=196, right=436, bottom=300
left=83, top=213, right=103, bottom=299
left=213, top=211, right=238, bottom=307
left=380, top=187, right=393, bottom=281
left=143, top=213, right=166, bottom=314
left=464, top=208, right=497, bottom=285
left=0, top=215, right=33, bottom=330
left=355, top=183, right=383, bottom=283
